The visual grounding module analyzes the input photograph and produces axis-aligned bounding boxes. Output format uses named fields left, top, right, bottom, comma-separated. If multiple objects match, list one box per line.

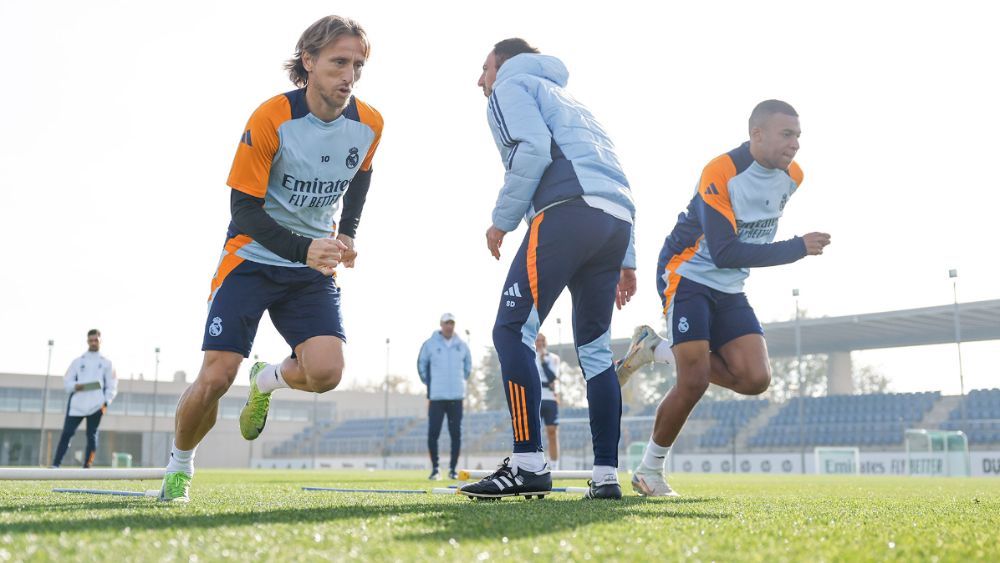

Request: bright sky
left=1, top=0, right=997, bottom=396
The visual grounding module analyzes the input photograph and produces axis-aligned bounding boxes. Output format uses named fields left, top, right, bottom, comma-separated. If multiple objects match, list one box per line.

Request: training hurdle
left=53, top=488, right=159, bottom=497
left=443, top=485, right=588, bottom=494
left=458, top=469, right=593, bottom=481
left=0, top=468, right=165, bottom=481
left=1, top=468, right=166, bottom=500
left=302, top=487, right=427, bottom=494
left=301, top=486, right=589, bottom=495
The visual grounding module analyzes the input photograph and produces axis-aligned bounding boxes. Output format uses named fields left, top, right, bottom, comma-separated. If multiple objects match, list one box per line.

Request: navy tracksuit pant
left=493, top=199, right=629, bottom=467
left=52, top=408, right=104, bottom=468
left=428, top=399, right=463, bottom=471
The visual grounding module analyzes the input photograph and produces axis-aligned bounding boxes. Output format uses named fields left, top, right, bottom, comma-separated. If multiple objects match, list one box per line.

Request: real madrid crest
left=209, top=316, right=223, bottom=337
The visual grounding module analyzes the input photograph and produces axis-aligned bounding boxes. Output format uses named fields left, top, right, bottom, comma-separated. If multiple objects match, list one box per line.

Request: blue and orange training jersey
left=224, top=89, right=383, bottom=267
left=658, top=142, right=806, bottom=297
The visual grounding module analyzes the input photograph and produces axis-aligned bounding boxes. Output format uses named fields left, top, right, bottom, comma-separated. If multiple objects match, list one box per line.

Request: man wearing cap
left=417, top=313, right=473, bottom=480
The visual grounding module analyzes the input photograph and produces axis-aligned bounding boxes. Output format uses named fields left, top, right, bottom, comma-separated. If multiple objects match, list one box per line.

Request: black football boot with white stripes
left=583, top=474, right=623, bottom=499
left=458, top=457, right=552, bottom=500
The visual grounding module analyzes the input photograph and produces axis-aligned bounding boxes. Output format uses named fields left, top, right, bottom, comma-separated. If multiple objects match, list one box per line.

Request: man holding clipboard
left=51, top=329, right=118, bottom=468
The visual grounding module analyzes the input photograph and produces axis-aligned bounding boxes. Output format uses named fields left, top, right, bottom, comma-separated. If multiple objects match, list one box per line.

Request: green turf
left=1, top=470, right=998, bottom=562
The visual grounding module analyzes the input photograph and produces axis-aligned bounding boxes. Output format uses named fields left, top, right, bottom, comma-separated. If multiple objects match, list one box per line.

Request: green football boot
left=158, top=471, right=191, bottom=503
left=239, top=362, right=272, bottom=440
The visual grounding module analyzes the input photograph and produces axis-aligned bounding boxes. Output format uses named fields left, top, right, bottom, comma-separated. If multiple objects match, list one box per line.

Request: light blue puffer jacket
left=417, top=331, right=472, bottom=400
left=486, top=53, right=636, bottom=268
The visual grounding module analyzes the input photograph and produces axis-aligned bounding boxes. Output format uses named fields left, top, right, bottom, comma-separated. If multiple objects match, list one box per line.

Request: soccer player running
left=616, top=100, right=830, bottom=497
left=460, top=39, right=637, bottom=500
left=158, top=15, right=383, bottom=502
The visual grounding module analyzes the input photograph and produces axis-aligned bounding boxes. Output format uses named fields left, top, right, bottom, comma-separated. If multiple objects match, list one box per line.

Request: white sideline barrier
left=458, top=469, right=593, bottom=480
left=0, top=468, right=165, bottom=481
left=670, top=451, right=1000, bottom=477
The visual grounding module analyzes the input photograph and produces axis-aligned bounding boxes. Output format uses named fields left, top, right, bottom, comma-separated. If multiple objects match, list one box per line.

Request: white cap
left=440, top=313, right=456, bottom=323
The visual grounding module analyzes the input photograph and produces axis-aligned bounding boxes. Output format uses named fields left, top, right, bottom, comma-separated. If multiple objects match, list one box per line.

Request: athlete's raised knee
left=307, top=363, right=343, bottom=393
left=741, top=369, right=771, bottom=395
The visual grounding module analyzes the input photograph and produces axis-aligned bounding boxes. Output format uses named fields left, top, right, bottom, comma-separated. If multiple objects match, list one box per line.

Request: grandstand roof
left=551, top=299, right=1000, bottom=362
left=763, top=299, right=1000, bottom=357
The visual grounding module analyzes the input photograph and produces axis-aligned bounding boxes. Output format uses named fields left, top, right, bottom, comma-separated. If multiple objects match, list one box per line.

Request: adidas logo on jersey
left=240, top=129, right=253, bottom=147
left=503, top=283, right=523, bottom=298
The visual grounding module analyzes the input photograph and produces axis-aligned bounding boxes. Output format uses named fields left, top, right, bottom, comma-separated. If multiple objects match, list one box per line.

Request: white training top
left=536, top=352, right=560, bottom=401
left=63, top=351, right=118, bottom=417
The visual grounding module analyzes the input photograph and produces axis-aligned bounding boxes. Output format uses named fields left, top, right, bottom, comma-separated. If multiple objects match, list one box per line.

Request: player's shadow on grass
left=0, top=496, right=729, bottom=540
left=2, top=500, right=142, bottom=513
left=393, top=496, right=730, bottom=543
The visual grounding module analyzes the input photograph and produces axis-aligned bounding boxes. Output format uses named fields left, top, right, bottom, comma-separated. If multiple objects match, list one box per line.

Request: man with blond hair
left=159, top=15, right=383, bottom=502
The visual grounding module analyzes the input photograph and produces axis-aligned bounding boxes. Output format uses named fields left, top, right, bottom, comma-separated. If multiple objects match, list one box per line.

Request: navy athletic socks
left=586, top=367, right=622, bottom=467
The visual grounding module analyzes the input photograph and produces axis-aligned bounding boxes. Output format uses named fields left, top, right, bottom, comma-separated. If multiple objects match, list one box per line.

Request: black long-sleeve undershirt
left=338, top=169, right=372, bottom=239
left=229, top=168, right=373, bottom=263
left=230, top=190, right=312, bottom=264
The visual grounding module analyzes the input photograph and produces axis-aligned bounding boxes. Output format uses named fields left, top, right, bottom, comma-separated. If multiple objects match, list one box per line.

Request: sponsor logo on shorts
left=346, top=147, right=360, bottom=169
left=208, top=317, right=223, bottom=337
left=677, top=317, right=689, bottom=333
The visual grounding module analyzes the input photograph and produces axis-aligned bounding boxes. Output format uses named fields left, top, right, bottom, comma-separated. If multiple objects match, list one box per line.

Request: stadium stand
left=748, top=392, right=940, bottom=448
left=268, top=399, right=775, bottom=458
left=942, top=388, right=1000, bottom=445
left=697, top=399, right=769, bottom=448
left=264, top=390, right=1000, bottom=460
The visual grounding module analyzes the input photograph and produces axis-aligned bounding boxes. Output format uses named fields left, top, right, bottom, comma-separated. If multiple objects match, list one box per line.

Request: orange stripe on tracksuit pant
left=509, top=381, right=529, bottom=441
left=492, top=200, right=629, bottom=466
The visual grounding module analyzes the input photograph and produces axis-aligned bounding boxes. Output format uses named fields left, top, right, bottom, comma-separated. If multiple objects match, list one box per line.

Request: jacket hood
left=496, top=53, right=569, bottom=88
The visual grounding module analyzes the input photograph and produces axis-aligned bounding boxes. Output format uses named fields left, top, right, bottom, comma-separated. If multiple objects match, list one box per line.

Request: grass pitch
left=1, top=470, right=998, bottom=562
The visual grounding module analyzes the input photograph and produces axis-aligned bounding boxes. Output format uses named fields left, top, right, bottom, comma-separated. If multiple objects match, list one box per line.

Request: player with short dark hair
left=617, top=100, right=830, bottom=497
left=460, top=38, right=637, bottom=500
left=51, top=329, right=117, bottom=468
